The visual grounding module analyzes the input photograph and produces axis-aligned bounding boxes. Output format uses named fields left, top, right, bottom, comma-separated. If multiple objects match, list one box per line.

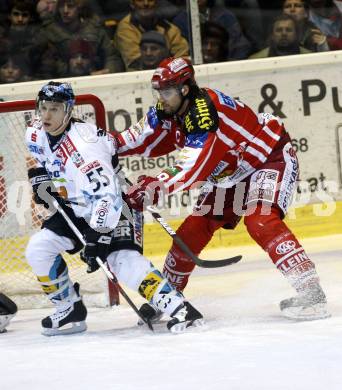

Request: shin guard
left=163, top=215, right=223, bottom=291
left=245, top=206, right=320, bottom=292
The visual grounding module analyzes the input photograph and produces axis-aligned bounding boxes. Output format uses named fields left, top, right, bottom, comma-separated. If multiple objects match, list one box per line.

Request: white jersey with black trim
left=25, top=119, right=122, bottom=232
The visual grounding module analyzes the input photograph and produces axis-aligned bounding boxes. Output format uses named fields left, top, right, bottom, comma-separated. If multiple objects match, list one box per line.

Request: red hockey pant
left=162, top=205, right=318, bottom=292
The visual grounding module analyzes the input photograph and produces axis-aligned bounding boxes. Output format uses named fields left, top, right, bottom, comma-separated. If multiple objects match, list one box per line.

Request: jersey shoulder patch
left=26, top=123, right=42, bottom=144
left=30, top=118, right=43, bottom=130
left=212, top=89, right=237, bottom=110
left=146, top=106, right=160, bottom=129
left=185, top=132, right=208, bottom=148
left=74, top=121, right=98, bottom=143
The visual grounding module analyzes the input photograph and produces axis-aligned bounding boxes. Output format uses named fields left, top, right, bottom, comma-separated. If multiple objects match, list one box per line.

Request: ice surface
left=1, top=235, right=342, bottom=390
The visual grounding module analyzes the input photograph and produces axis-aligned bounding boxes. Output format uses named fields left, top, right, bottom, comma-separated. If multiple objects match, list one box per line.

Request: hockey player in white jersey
left=25, top=81, right=203, bottom=336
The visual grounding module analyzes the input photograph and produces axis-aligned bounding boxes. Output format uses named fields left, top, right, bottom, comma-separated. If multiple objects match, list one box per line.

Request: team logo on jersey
left=113, top=220, right=131, bottom=238
left=184, top=91, right=218, bottom=134
left=184, top=114, right=194, bottom=132
left=163, top=167, right=181, bottom=178
left=185, top=132, right=208, bottom=148
left=95, top=199, right=110, bottom=227
left=247, top=169, right=279, bottom=204
left=215, top=90, right=237, bottom=110
left=61, top=136, right=85, bottom=168
left=70, top=151, right=84, bottom=168
left=31, top=119, right=42, bottom=130
left=147, top=106, right=159, bottom=129
left=127, top=120, right=144, bottom=142
left=276, top=240, right=296, bottom=255
left=194, top=98, right=214, bottom=130
left=278, top=143, right=299, bottom=213
left=31, top=132, right=37, bottom=142
left=132, top=210, right=143, bottom=246
left=56, top=146, right=68, bottom=165
left=28, top=144, right=44, bottom=155
left=81, top=160, right=100, bottom=173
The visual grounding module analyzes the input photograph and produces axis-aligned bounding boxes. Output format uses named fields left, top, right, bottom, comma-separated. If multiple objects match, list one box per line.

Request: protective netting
left=0, top=97, right=116, bottom=309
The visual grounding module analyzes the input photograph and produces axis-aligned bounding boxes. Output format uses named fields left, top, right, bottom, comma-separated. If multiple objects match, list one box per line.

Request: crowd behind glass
left=0, top=0, right=341, bottom=84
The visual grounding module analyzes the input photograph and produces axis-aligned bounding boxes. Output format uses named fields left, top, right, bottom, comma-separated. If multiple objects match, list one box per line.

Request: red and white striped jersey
left=117, top=88, right=289, bottom=194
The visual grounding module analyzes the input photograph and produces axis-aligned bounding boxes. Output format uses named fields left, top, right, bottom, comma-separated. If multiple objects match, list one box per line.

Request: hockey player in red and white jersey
left=120, top=57, right=329, bottom=321
left=25, top=81, right=203, bottom=335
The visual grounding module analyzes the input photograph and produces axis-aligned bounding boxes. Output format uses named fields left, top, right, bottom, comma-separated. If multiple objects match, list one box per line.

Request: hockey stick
left=50, top=198, right=154, bottom=332
left=124, top=177, right=242, bottom=268
left=146, top=206, right=242, bottom=268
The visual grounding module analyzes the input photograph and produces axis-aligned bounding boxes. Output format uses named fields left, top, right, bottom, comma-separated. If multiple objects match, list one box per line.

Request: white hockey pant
left=26, top=229, right=184, bottom=316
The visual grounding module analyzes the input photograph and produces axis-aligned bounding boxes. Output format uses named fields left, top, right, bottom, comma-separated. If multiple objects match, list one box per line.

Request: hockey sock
left=138, top=269, right=184, bottom=316
left=245, top=205, right=320, bottom=292
left=163, top=244, right=197, bottom=292
left=163, top=215, right=224, bottom=291
left=37, top=255, right=74, bottom=303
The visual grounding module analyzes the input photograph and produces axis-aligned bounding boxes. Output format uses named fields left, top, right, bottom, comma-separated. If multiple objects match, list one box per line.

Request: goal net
left=0, top=95, right=119, bottom=309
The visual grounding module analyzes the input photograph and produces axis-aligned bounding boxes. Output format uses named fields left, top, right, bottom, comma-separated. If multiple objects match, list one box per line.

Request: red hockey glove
left=126, top=175, right=165, bottom=211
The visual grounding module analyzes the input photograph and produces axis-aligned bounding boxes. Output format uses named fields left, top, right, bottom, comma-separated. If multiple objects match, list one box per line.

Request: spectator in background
left=138, top=31, right=170, bottom=70
left=201, top=22, right=230, bottom=63
left=172, top=0, right=251, bottom=60
left=96, top=0, right=130, bottom=21
left=36, top=0, right=57, bottom=21
left=0, top=1, right=11, bottom=25
left=34, top=43, right=66, bottom=80
left=0, top=0, right=45, bottom=73
left=249, top=14, right=312, bottom=58
left=283, top=0, right=329, bottom=51
left=157, top=0, right=186, bottom=21
left=224, top=0, right=265, bottom=53
left=114, top=0, right=189, bottom=71
left=307, top=0, right=342, bottom=50
left=66, top=38, right=96, bottom=76
left=43, top=0, right=124, bottom=75
left=0, top=54, right=31, bottom=84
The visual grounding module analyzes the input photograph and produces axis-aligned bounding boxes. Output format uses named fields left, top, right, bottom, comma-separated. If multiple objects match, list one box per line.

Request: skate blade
left=281, top=303, right=331, bottom=321
left=42, top=321, right=87, bottom=336
left=137, top=313, right=164, bottom=326
left=169, top=318, right=205, bottom=334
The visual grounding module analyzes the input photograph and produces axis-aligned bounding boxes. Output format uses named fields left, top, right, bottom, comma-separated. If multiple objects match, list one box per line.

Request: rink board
left=143, top=200, right=342, bottom=257
left=1, top=200, right=341, bottom=272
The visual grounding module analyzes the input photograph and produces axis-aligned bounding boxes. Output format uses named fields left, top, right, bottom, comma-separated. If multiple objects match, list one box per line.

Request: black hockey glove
left=80, top=228, right=112, bottom=273
left=28, top=167, right=57, bottom=209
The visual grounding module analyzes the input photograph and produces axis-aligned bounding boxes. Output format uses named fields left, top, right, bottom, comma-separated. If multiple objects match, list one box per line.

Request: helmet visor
left=152, top=86, right=180, bottom=102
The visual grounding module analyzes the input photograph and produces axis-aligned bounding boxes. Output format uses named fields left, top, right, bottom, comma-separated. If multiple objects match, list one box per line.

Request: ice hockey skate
left=41, top=283, right=87, bottom=336
left=167, top=302, right=204, bottom=333
left=137, top=303, right=164, bottom=326
left=280, top=283, right=330, bottom=321
left=0, top=293, right=18, bottom=333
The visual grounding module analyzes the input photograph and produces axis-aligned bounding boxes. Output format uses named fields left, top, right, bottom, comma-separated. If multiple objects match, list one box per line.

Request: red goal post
left=0, top=94, right=119, bottom=308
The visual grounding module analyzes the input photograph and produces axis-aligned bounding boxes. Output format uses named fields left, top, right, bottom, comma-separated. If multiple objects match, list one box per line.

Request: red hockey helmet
left=151, top=57, right=195, bottom=90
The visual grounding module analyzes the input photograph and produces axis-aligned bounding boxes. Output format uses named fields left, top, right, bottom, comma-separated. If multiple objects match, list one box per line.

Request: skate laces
left=49, top=287, right=81, bottom=322
left=49, top=301, right=74, bottom=322
left=172, top=304, right=187, bottom=321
